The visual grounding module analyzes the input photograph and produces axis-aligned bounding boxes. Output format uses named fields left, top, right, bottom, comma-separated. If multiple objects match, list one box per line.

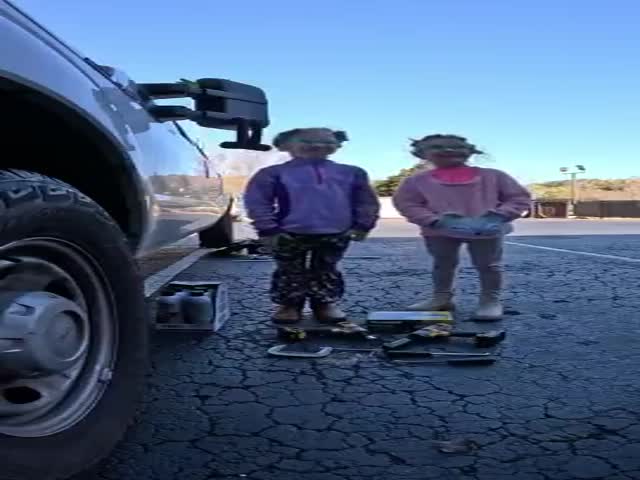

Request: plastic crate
left=154, top=281, right=229, bottom=332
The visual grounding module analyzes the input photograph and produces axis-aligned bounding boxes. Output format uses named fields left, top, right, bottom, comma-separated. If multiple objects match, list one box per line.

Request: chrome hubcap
left=0, top=291, right=89, bottom=377
left=0, top=238, right=117, bottom=437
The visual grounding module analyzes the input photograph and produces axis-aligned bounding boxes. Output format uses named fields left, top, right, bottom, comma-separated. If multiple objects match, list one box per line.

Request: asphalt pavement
left=85, top=219, right=640, bottom=480
left=374, top=218, right=640, bottom=239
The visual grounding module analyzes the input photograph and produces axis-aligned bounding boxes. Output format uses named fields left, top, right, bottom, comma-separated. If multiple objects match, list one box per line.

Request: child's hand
left=434, top=214, right=478, bottom=235
left=474, top=212, right=509, bottom=236
left=481, top=212, right=509, bottom=223
left=349, top=230, right=369, bottom=242
left=260, top=233, right=292, bottom=252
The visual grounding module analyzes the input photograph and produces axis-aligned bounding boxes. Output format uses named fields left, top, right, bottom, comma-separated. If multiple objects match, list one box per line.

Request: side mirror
left=139, top=78, right=271, bottom=151
left=193, top=78, right=270, bottom=151
left=192, top=79, right=267, bottom=128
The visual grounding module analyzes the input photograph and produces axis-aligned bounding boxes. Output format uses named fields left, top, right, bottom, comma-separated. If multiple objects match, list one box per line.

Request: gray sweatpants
left=425, top=236, right=503, bottom=296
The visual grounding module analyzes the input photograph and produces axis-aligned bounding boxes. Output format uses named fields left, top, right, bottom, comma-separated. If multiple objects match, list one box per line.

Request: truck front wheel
left=0, top=170, right=148, bottom=480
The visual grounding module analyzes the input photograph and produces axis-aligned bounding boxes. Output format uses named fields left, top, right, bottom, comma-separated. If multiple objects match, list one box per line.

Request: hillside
left=222, top=176, right=249, bottom=196
left=528, top=178, right=640, bottom=201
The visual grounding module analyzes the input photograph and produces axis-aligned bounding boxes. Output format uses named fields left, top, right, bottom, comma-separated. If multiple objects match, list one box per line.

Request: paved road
left=85, top=220, right=640, bottom=480
left=374, top=218, right=640, bottom=238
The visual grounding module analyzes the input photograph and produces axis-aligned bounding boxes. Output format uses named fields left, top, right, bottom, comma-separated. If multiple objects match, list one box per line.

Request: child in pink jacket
left=393, top=134, right=531, bottom=320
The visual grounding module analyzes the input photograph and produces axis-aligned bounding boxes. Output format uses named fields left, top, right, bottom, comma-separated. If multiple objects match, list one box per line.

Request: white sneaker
left=406, top=294, right=455, bottom=312
left=473, top=296, right=503, bottom=320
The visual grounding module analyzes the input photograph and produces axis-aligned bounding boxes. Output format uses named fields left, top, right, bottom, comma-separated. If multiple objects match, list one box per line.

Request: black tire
left=198, top=201, right=234, bottom=248
left=0, top=170, right=148, bottom=480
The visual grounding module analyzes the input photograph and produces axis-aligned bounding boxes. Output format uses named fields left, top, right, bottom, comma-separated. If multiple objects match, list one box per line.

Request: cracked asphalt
left=85, top=221, right=640, bottom=480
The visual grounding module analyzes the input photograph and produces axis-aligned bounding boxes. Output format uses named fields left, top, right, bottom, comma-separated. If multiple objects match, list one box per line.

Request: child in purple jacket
left=393, top=134, right=531, bottom=320
left=244, top=128, right=380, bottom=324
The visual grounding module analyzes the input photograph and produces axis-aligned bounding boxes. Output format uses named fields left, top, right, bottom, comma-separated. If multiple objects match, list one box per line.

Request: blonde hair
left=273, top=128, right=348, bottom=149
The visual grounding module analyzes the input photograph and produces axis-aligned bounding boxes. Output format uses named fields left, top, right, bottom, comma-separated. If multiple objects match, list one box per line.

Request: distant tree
left=528, top=182, right=571, bottom=200
left=589, top=179, right=626, bottom=192
left=205, top=149, right=288, bottom=177
left=374, top=164, right=429, bottom=196
left=528, top=178, right=633, bottom=200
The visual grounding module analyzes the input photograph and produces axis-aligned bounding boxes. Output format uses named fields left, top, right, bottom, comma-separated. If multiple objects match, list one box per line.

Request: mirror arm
left=139, top=83, right=263, bottom=104
left=138, top=83, right=191, bottom=99
left=146, top=105, right=192, bottom=121
left=148, top=106, right=271, bottom=151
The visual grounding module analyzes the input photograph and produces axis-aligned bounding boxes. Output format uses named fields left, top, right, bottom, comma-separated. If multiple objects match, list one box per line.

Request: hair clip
left=334, top=130, right=349, bottom=142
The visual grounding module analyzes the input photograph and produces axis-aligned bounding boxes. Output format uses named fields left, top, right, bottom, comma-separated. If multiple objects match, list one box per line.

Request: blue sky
left=14, top=0, right=640, bottom=183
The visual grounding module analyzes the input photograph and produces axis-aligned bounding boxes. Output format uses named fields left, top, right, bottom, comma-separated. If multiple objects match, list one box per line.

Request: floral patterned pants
left=271, top=233, right=350, bottom=307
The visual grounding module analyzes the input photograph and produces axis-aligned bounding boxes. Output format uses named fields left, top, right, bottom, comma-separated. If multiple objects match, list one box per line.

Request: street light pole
left=560, top=165, right=586, bottom=216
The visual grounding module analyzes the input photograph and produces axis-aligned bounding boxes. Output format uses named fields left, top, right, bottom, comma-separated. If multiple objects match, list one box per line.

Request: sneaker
left=472, top=296, right=503, bottom=321
left=313, top=303, right=347, bottom=324
left=406, top=294, right=455, bottom=312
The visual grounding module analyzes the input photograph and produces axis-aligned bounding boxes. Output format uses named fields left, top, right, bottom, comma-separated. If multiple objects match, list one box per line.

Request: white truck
left=0, top=2, right=270, bottom=478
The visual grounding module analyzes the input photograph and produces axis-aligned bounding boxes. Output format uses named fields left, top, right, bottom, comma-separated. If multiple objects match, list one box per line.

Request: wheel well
left=0, top=79, right=145, bottom=249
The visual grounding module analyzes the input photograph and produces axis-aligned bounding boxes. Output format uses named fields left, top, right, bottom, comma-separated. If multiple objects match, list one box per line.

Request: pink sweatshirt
left=392, top=167, right=531, bottom=239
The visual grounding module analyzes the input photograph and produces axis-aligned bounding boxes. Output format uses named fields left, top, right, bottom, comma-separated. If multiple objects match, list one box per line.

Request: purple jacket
left=244, top=158, right=380, bottom=236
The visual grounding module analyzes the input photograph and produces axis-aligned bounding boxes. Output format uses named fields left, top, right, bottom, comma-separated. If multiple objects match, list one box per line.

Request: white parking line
left=506, top=241, right=640, bottom=264
left=143, top=223, right=257, bottom=298
left=144, top=249, right=210, bottom=298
